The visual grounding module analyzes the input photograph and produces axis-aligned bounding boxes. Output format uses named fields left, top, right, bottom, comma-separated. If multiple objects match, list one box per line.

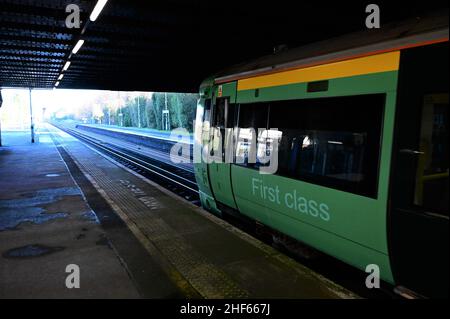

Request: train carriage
left=193, top=14, right=449, bottom=297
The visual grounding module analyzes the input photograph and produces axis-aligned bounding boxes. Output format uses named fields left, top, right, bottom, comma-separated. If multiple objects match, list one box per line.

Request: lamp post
left=117, top=91, right=123, bottom=126
left=29, top=88, right=35, bottom=143
left=162, top=92, right=170, bottom=131
left=0, top=89, right=3, bottom=146
left=137, top=95, right=141, bottom=128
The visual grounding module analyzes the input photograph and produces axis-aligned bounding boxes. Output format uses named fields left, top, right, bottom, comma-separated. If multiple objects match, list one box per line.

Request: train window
left=268, top=94, right=385, bottom=197
left=201, top=99, right=212, bottom=147
left=235, top=102, right=269, bottom=168
left=226, top=103, right=238, bottom=128
left=414, top=93, right=449, bottom=215
left=212, top=98, right=227, bottom=128
left=210, top=98, right=226, bottom=160
left=203, top=99, right=211, bottom=123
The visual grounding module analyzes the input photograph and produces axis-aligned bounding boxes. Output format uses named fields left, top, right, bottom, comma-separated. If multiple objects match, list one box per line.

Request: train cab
left=194, top=17, right=448, bottom=297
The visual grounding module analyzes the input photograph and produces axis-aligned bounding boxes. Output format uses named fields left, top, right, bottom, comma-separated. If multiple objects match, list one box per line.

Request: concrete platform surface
left=0, top=126, right=358, bottom=299
left=0, top=131, right=140, bottom=298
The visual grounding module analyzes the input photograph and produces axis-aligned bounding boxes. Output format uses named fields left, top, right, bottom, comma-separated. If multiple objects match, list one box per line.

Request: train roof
left=214, top=10, right=449, bottom=85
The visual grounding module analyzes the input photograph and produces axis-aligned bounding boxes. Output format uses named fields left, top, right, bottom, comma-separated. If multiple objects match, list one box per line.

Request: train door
left=194, top=94, right=214, bottom=198
left=389, top=42, right=448, bottom=298
left=208, top=83, right=238, bottom=209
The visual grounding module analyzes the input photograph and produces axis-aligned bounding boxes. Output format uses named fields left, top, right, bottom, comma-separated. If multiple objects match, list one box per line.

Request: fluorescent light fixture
left=90, top=0, right=108, bottom=22
left=58, top=74, right=64, bottom=81
left=72, top=39, right=85, bottom=54
left=328, top=141, right=343, bottom=145
left=63, top=61, right=71, bottom=71
left=55, top=81, right=60, bottom=87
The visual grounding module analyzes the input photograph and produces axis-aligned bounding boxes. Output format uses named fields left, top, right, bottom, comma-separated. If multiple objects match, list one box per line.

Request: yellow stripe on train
left=237, top=51, right=400, bottom=91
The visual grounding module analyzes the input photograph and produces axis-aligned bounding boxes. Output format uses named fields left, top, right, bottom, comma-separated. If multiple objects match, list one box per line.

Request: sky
left=2, top=88, right=102, bottom=113
left=0, top=88, right=152, bottom=129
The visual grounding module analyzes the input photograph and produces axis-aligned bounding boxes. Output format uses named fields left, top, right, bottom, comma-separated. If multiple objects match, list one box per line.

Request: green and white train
left=193, top=16, right=449, bottom=297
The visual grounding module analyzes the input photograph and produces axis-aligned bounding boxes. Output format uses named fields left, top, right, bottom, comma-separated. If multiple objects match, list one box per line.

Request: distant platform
left=76, top=123, right=193, bottom=144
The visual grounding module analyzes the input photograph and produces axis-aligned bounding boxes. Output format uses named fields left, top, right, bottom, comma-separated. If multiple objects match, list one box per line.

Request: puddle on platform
left=0, top=187, right=81, bottom=208
left=45, top=174, right=61, bottom=177
left=3, top=244, right=65, bottom=259
left=0, top=207, right=68, bottom=231
left=0, top=187, right=79, bottom=231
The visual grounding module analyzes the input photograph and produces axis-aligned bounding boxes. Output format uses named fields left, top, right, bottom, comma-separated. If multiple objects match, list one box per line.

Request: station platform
left=0, top=130, right=140, bottom=298
left=76, top=123, right=193, bottom=144
left=0, top=125, right=357, bottom=299
left=63, top=123, right=193, bottom=173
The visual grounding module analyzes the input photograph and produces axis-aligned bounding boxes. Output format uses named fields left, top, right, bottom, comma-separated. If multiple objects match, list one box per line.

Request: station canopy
left=0, top=0, right=448, bottom=92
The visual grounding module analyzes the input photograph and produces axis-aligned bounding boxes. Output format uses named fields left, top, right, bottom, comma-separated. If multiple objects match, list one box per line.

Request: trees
left=165, top=93, right=198, bottom=132
left=61, top=91, right=199, bottom=132
left=149, top=93, right=164, bottom=130
left=143, top=92, right=198, bottom=132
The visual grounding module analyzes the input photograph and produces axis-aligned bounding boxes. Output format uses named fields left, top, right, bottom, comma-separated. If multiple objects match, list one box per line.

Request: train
left=193, top=13, right=448, bottom=298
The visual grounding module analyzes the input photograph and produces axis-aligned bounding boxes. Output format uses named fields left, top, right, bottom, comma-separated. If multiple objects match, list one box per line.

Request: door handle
left=399, top=149, right=425, bottom=155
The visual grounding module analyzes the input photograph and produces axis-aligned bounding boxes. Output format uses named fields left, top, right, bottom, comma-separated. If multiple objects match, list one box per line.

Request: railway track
left=52, top=124, right=200, bottom=204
